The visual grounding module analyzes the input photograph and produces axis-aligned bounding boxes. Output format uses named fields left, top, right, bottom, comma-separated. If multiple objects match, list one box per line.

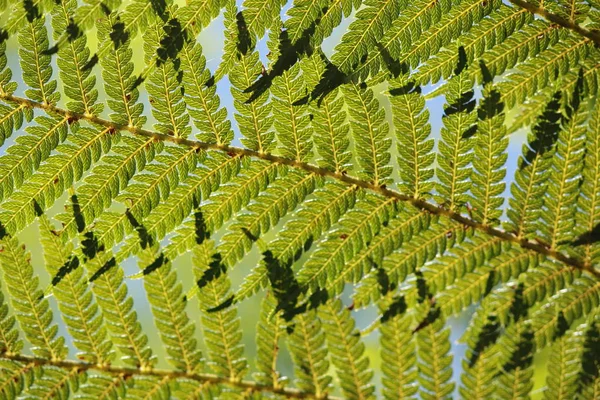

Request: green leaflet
left=193, top=240, right=247, bottom=380
left=319, top=299, right=375, bottom=400
left=243, top=0, right=287, bottom=39
left=253, top=294, right=287, bottom=388
left=0, top=237, right=67, bottom=360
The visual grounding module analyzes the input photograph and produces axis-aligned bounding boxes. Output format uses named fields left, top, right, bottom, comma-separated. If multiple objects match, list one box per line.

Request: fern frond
left=539, top=72, right=588, bottom=249
left=0, top=360, right=35, bottom=399
left=498, top=36, right=591, bottom=109
left=0, top=276, right=20, bottom=356
left=389, top=77, right=434, bottom=199
left=174, top=0, right=225, bottom=36
left=379, top=297, right=418, bottom=399
left=144, top=22, right=191, bottom=139
left=297, top=194, right=398, bottom=289
left=97, top=15, right=146, bottom=128
left=285, top=0, right=329, bottom=44
left=78, top=373, right=126, bottom=400
left=39, top=214, right=113, bottom=364
left=230, top=51, right=275, bottom=153
left=219, top=170, right=319, bottom=268
left=0, top=125, right=113, bottom=236
left=543, top=318, right=587, bottom=400
left=127, top=375, right=171, bottom=400
left=272, top=63, right=313, bottom=162
left=286, top=307, right=332, bottom=397
left=470, top=84, right=508, bottom=225
left=4, top=0, right=55, bottom=34
left=342, top=83, right=392, bottom=186
left=319, top=299, right=375, bottom=400
left=573, top=98, right=600, bottom=265
left=193, top=241, right=247, bottom=380
left=332, top=0, right=403, bottom=74
left=85, top=252, right=155, bottom=368
left=416, top=310, right=455, bottom=400
left=52, top=0, right=101, bottom=116
left=506, top=92, right=561, bottom=239
left=494, top=322, right=535, bottom=399
left=435, top=69, right=477, bottom=211
left=243, top=0, right=285, bottom=39
left=236, top=182, right=358, bottom=300
left=117, top=152, right=241, bottom=260
left=301, top=56, right=352, bottom=173
left=415, top=5, right=530, bottom=86
left=577, top=308, right=600, bottom=399
left=165, top=159, right=279, bottom=259
left=138, top=247, right=202, bottom=373
left=121, top=0, right=163, bottom=37
left=73, top=0, right=121, bottom=32
left=22, top=366, right=80, bottom=399
left=0, top=237, right=66, bottom=360
left=181, top=42, right=233, bottom=145
left=253, top=294, right=286, bottom=388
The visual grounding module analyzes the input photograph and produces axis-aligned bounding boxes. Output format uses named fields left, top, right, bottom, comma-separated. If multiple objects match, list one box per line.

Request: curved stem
left=0, top=93, right=597, bottom=278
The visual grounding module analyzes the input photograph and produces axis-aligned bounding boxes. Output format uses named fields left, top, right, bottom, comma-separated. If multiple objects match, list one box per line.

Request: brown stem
left=0, top=93, right=598, bottom=278
left=0, top=352, right=339, bottom=400
left=509, top=0, right=600, bottom=46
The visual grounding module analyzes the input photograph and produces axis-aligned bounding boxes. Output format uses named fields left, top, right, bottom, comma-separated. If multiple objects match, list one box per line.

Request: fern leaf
left=219, top=170, right=319, bottom=268
left=4, top=0, right=55, bottom=34
left=117, top=153, right=241, bottom=260
left=459, top=314, right=500, bottom=399
left=498, top=36, right=591, bottom=109
left=543, top=319, right=587, bottom=400
left=332, top=0, right=403, bottom=73
left=0, top=126, right=113, bottom=236
left=54, top=136, right=158, bottom=239
left=417, top=311, right=455, bottom=400
left=85, top=252, right=155, bottom=368
left=399, top=0, right=501, bottom=71
left=97, top=15, right=146, bottom=128
left=539, top=72, right=588, bottom=249
left=0, top=278, right=20, bottom=356
left=577, top=309, right=600, bottom=399
left=0, top=101, right=28, bottom=148
left=93, top=145, right=198, bottom=249
left=74, top=0, right=121, bottom=32
left=253, top=294, right=287, bottom=388
left=285, top=0, right=329, bottom=44
left=174, top=0, right=225, bottom=37
left=342, top=83, right=392, bottom=186
left=127, top=376, right=171, bottom=400
left=230, top=51, right=275, bottom=153
left=573, top=98, right=600, bottom=265
left=355, top=0, right=450, bottom=81
left=19, top=16, right=59, bottom=105
left=301, top=56, right=352, bottom=173
left=353, top=218, right=466, bottom=308
left=286, top=308, right=332, bottom=396
left=319, top=299, right=375, bottom=400
left=271, top=63, right=313, bottom=162
left=414, top=5, right=530, bottom=86
left=243, top=0, right=286, bottom=39
left=310, top=0, right=361, bottom=47
left=193, top=241, right=247, bottom=380
left=470, top=84, right=508, bottom=225
left=0, top=237, right=66, bottom=360
left=0, top=360, right=35, bottom=399
left=23, top=366, right=80, bottom=399
left=138, top=247, right=202, bottom=373
left=144, top=21, right=191, bottom=138
left=235, top=182, right=358, bottom=300
left=165, top=159, right=279, bottom=259
left=297, top=195, right=398, bottom=289
left=389, top=77, right=434, bottom=198
left=379, top=297, right=418, bottom=399
left=494, top=322, right=535, bottom=399
left=52, top=0, right=102, bottom=115
left=39, top=214, right=113, bottom=364
left=435, top=69, right=477, bottom=211
left=121, top=0, right=163, bottom=37
left=507, top=92, right=562, bottom=239
left=181, top=42, right=233, bottom=145
left=327, top=209, right=428, bottom=297
left=77, top=374, right=126, bottom=400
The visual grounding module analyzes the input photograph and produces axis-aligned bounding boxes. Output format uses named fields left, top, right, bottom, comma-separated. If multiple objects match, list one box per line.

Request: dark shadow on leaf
left=88, top=256, right=116, bottom=283
left=235, top=11, right=252, bottom=57
left=296, top=52, right=350, bottom=106
left=81, top=231, right=104, bottom=261
left=577, top=318, right=599, bottom=395
left=454, top=46, right=468, bottom=76
left=51, top=256, right=80, bottom=287
left=521, top=92, right=561, bottom=167
left=70, top=194, right=86, bottom=233
left=196, top=252, right=227, bottom=292
left=0, top=221, right=6, bottom=240
left=554, top=311, right=570, bottom=340
left=571, top=223, right=600, bottom=247
left=0, top=29, right=8, bottom=45
left=32, top=199, right=43, bottom=217
left=83, top=53, right=99, bottom=71
left=375, top=41, right=408, bottom=79
left=156, top=18, right=187, bottom=66
left=509, top=283, right=528, bottom=324
left=477, top=89, right=504, bottom=121
left=500, top=326, right=534, bottom=374
left=389, top=80, right=421, bottom=96
left=109, top=20, right=129, bottom=50
left=150, top=0, right=168, bottom=21
left=207, top=295, right=234, bottom=313
left=413, top=305, right=441, bottom=334
left=194, top=207, right=210, bottom=245
left=142, top=252, right=169, bottom=276
left=125, top=209, right=154, bottom=250
left=483, top=269, right=496, bottom=298
left=445, top=89, right=476, bottom=117
left=415, top=270, right=432, bottom=303
left=24, top=0, right=41, bottom=23
left=479, top=59, right=494, bottom=86
left=244, top=23, right=315, bottom=103
left=381, top=295, right=406, bottom=323
left=468, top=314, right=501, bottom=367
left=307, top=286, right=330, bottom=311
